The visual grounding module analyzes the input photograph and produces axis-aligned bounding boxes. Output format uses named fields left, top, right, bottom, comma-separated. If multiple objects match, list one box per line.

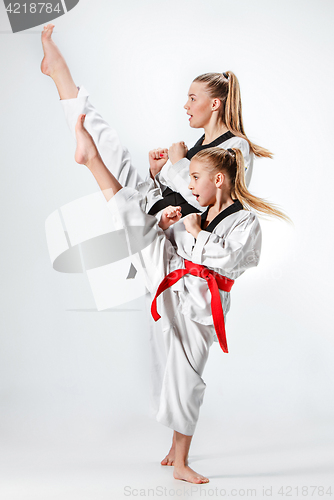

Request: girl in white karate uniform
left=72, top=113, right=288, bottom=484
left=40, top=24, right=273, bottom=217
left=40, top=24, right=286, bottom=481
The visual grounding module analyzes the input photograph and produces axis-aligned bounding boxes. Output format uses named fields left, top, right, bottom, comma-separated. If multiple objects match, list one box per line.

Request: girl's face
left=184, top=82, right=215, bottom=129
left=188, top=159, right=218, bottom=206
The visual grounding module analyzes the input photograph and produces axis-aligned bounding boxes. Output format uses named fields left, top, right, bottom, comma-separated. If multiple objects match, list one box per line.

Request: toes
left=42, top=24, right=54, bottom=37
left=161, top=456, right=174, bottom=466
left=198, top=477, right=209, bottom=483
left=190, top=476, right=209, bottom=484
left=76, top=114, right=86, bottom=130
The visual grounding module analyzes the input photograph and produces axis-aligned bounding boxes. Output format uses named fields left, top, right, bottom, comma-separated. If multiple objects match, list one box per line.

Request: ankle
left=173, top=460, right=187, bottom=469
left=85, top=152, right=101, bottom=170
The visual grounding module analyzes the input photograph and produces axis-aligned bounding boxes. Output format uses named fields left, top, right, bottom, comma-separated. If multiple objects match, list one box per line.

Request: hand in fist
left=168, top=141, right=188, bottom=165
left=183, top=212, right=202, bottom=238
left=159, top=206, right=182, bottom=230
left=149, top=148, right=168, bottom=178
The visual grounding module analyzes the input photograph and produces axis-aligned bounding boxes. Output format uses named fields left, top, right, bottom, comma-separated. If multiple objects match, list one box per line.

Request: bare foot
left=74, top=114, right=99, bottom=166
left=41, top=24, right=64, bottom=77
left=173, top=465, right=209, bottom=484
left=161, top=432, right=176, bottom=466
left=161, top=451, right=189, bottom=466
left=161, top=450, right=175, bottom=466
left=161, top=437, right=189, bottom=466
left=41, top=24, right=78, bottom=99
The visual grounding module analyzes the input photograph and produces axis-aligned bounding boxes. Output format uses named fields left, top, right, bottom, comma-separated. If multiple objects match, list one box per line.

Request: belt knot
left=151, top=259, right=235, bottom=353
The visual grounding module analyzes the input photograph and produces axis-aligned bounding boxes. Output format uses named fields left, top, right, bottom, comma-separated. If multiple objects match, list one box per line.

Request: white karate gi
left=108, top=187, right=261, bottom=435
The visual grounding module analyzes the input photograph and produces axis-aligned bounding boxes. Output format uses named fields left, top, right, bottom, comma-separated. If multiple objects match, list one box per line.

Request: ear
left=212, top=98, right=221, bottom=112
left=215, top=172, right=225, bottom=188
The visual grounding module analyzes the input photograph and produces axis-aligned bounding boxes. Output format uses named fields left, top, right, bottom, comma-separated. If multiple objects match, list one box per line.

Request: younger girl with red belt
left=73, top=113, right=288, bottom=484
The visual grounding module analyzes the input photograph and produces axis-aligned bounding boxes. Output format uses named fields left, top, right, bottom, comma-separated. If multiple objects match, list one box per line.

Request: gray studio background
left=1, top=0, right=333, bottom=498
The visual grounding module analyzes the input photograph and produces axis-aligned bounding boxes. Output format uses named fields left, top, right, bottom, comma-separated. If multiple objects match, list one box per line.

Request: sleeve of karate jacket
left=191, top=212, right=262, bottom=276
left=61, top=86, right=143, bottom=189
left=107, top=187, right=182, bottom=294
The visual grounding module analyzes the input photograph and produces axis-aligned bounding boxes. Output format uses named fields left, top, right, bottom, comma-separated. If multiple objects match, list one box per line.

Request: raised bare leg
left=75, top=114, right=122, bottom=201
left=173, top=431, right=209, bottom=484
left=41, top=24, right=78, bottom=100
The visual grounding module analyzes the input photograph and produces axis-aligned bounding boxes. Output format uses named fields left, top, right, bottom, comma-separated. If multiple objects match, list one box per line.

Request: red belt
left=151, top=260, right=234, bottom=353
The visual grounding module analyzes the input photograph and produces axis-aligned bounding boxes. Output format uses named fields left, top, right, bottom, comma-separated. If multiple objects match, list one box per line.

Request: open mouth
left=193, top=193, right=199, bottom=200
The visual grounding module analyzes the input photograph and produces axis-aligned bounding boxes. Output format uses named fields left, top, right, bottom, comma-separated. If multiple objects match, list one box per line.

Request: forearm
left=188, top=227, right=201, bottom=239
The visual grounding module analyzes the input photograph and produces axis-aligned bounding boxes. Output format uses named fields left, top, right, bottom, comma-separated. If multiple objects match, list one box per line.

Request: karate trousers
left=109, top=187, right=215, bottom=436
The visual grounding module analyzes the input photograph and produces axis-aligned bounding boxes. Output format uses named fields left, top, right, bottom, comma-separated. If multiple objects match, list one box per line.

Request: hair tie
left=227, top=148, right=235, bottom=155
left=223, top=72, right=229, bottom=79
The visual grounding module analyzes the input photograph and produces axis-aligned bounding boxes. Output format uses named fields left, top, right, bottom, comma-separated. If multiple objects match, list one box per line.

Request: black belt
left=148, top=187, right=200, bottom=217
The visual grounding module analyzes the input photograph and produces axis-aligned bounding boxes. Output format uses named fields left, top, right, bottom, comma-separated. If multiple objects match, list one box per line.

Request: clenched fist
left=158, top=206, right=182, bottom=230
left=183, top=213, right=202, bottom=239
left=149, top=148, right=168, bottom=179
left=168, top=141, right=188, bottom=165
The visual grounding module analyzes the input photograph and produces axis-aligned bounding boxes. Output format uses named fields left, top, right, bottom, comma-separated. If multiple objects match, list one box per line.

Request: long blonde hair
left=194, top=71, right=272, bottom=159
left=193, top=147, right=290, bottom=222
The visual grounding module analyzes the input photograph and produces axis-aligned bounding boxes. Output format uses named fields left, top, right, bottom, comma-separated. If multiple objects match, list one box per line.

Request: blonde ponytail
left=193, top=147, right=290, bottom=222
left=193, top=71, right=273, bottom=159
left=224, top=71, right=244, bottom=135
left=232, top=149, right=289, bottom=221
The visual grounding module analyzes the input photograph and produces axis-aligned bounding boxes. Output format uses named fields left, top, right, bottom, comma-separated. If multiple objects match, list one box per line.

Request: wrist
left=170, top=156, right=182, bottom=166
left=158, top=219, right=168, bottom=230
left=190, top=227, right=201, bottom=239
left=150, top=165, right=161, bottom=178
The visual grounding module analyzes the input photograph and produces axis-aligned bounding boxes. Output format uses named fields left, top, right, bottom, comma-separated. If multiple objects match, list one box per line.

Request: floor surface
left=1, top=416, right=333, bottom=499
